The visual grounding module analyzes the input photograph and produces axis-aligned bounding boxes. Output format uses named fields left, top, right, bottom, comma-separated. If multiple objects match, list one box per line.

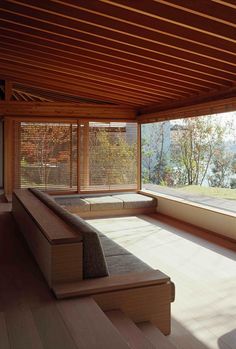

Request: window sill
left=139, top=189, right=236, bottom=242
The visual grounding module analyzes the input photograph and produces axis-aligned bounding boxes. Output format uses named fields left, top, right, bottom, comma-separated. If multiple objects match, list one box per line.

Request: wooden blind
left=14, top=122, right=77, bottom=191
left=14, top=120, right=138, bottom=192
left=79, top=121, right=138, bottom=191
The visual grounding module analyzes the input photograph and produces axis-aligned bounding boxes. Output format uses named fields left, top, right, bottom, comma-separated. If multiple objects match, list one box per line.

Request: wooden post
left=4, top=118, right=14, bottom=200
left=83, top=122, right=90, bottom=190
left=70, top=124, right=73, bottom=189
left=5, top=80, right=13, bottom=101
left=77, top=121, right=80, bottom=193
left=137, top=123, right=141, bottom=191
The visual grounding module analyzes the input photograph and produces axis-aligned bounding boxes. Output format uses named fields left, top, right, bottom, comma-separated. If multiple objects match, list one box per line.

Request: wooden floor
left=87, top=213, right=236, bottom=349
left=0, top=206, right=133, bottom=349
left=1, top=199, right=235, bottom=349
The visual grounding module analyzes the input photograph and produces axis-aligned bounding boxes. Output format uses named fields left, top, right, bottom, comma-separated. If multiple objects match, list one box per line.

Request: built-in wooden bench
left=12, top=189, right=83, bottom=287
left=54, top=193, right=157, bottom=218
left=12, top=188, right=175, bottom=335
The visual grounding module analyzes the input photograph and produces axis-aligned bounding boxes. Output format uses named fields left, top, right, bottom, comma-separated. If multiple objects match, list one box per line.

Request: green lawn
left=175, top=185, right=236, bottom=200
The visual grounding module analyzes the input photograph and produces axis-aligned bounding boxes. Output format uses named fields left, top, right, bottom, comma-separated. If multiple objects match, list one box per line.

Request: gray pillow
left=29, top=188, right=109, bottom=279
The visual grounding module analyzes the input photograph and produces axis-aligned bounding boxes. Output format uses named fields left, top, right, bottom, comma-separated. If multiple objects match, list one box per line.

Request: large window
left=141, top=112, right=236, bottom=211
left=14, top=121, right=137, bottom=192
left=79, top=122, right=137, bottom=191
left=15, top=122, right=77, bottom=191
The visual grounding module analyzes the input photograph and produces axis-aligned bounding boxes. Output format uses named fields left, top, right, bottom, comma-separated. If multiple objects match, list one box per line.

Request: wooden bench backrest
left=13, top=189, right=82, bottom=244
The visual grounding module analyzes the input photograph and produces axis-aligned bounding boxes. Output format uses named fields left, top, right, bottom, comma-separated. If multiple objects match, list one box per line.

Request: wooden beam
left=138, top=96, right=236, bottom=123
left=0, top=101, right=136, bottom=119
left=139, top=84, right=236, bottom=115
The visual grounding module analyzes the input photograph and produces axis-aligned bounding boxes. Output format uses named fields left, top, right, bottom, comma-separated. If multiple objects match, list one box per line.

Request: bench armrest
left=53, top=270, right=170, bottom=299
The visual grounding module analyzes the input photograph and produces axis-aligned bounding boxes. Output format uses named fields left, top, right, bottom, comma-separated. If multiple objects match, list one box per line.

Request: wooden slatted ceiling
left=0, top=0, right=236, bottom=110
left=12, top=83, right=117, bottom=103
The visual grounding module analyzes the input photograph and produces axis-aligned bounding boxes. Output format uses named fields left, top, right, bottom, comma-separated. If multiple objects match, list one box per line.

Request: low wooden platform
left=1, top=203, right=236, bottom=348
left=87, top=213, right=236, bottom=349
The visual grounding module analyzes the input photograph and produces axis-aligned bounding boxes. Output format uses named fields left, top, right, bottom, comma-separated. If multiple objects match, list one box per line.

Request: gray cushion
left=29, top=188, right=108, bottom=279
left=99, top=236, right=130, bottom=257
left=106, top=254, right=152, bottom=275
left=84, top=196, right=123, bottom=211
left=112, top=193, right=157, bottom=209
left=54, top=196, right=90, bottom=212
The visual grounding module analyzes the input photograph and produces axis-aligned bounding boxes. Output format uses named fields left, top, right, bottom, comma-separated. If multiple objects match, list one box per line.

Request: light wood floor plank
left=57, top=297, right=130, bottom=349
left=106, top=309, right=155, bottom=349
left=137, top=321, right=177, bottom=349
left=87, top=214, right=236, bottom=349
left=0, top=312, right=10, bottom=349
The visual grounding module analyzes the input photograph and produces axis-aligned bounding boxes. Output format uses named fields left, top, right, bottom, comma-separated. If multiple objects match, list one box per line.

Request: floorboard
left=87, top=213, right=236, bottom=349
left=0, top=209, right=129, bottom=349
left=1, top=202, right=235, bottom=349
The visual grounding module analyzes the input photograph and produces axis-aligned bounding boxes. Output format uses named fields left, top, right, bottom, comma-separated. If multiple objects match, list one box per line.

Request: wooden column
left=83, top=122, right=90, bottom=190
left=137, top=123, right=141, bottom=191
left=4, top=118, right=14, bottom=200
left=4, top=80, right=12, bottom=101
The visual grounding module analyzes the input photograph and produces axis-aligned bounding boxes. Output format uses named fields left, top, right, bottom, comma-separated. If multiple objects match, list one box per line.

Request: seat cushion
left=106, top=254, right=152, bottom=275
left=99, top=236, right=130, bottom=257
left=84, top=196, right=123, bottom=211
left=54, top=196, right=90, bottom=212
left=112, top=193, right=157, bottom=209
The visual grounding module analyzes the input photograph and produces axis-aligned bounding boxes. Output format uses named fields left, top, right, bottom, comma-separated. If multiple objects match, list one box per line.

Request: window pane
left=15, top=122, right=77, bottom=191
left=79, top=122, right=137, bottom=191
left=141, top=112, right=236, bottom=212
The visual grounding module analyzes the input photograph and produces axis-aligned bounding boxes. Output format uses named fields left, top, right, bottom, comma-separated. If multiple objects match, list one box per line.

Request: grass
left=175, top=185, right=236, bottom=200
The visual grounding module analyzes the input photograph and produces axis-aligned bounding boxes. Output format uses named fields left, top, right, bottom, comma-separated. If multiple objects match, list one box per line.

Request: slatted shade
left=79, top=121, right=138, bottom=191
left=14, top=120, right=138, bottom=192
left=14, top=122, right=77, bottom=191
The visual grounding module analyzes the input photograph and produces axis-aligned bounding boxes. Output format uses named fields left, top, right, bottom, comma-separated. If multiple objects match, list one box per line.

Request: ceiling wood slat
left=100, top=0, right=236, bottom=42
left=0, top=48, right=192, bottom=100
left=0, top=24, right=233, bottom=87
left=14, top=0, right=236, bottom=54
left=0, top=64, right=154, bottom=107
left=1, top=13, right=235, bottom=81
left=0, top=31, right=224, bottom=90
left=1, top=2, right=236, bottom=70
left=0, top=0, right=235, bottom=109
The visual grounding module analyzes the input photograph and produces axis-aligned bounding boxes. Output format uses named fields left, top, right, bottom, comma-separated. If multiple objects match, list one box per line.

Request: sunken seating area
left=12, top=188, right=174, bottom=335
left=54, top=192, right=157, bottom=218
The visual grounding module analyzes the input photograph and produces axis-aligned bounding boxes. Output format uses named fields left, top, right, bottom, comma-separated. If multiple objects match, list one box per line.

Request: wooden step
left=106, top=309, right=155, bottom=349
left=57, top=297, right=130, bottom=349
left=137, top=322, right=177, bottom=349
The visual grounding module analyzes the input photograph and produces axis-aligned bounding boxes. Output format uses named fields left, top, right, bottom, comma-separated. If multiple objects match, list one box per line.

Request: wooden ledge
left=53, top=270, right=170, bottom=299
left=140, top=189, right=236, bottom=218
left=13, top=190, right=83, bottom=244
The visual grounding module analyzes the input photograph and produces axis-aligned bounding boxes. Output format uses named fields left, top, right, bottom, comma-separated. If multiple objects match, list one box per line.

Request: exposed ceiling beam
left=0, top=101, right=136, bottom=119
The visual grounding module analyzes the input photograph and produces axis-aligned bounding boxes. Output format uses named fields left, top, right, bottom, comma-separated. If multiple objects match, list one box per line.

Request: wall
left=141, top=190, right=236, bottom=242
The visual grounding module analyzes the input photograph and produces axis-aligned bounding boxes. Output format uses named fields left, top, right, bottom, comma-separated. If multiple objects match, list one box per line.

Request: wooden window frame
left=4, top=117, right=140, bottom=197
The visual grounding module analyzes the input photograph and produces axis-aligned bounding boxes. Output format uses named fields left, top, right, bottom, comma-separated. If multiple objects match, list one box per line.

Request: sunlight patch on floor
left=87, top=214, right=236, bottom=349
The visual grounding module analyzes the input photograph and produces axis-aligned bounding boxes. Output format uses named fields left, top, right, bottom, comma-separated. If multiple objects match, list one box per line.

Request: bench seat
left=112, top=193, right=157, bottom=209
left=12, top=188, right=174, bottom=335
left=54, top=193, right=157, bottom=217
left=84, top=196, right=124, bottom=211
